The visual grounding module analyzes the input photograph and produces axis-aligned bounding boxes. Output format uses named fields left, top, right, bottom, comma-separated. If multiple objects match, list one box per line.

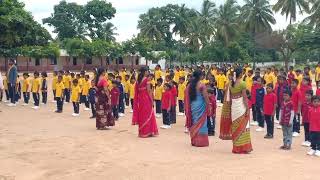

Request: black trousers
left=170, top=105, right=176, bottom=124
left=252, top=104, right=257, bottom=122
left=256, top=107, right=264, bottom=127
left=53, top=90, right=56, bottom=99
left=155, top=100, right=161, bottom=114
left=112, top=105, right=119, bottom=119
left=42, top=92, right=47, bottom=104
left=207, top=116, right=216, bottom=135
left=293, top=114, right=301, bottom=133
left=118, top=97, right=125, bottom=113
left=162, top=110, right=170, bottom=125
left=304, top=123, right=310, bottom=142
left=130, top=99, right=134, bottom=110
left=5, top=89, right=10, bottom=101
left=178, top=100, right=184, bottom=113
left=310, top=132, right=320, bottom=151
left=217, top=89, right=224, bottom=103
left=275, top=105, right=281, bottom=121
left=64, top=89, right=70, bottom=103
left=265, top=114, right=274, bottom=136
left=80, top=95, right=89, bottom=108
left=32, top=92, right=40, bottom=106
left=125, top=93, right=129, bottom=106
left=73, top=102, right=79, bottom=113
left=0, top=90, right=3, bottom=101
left=23, top=92, right=30, bottom=104
left=56, top=97, right=63, bottom=112
left=8, top=84, right=16, bottom=104
left=90, top=102, right=96, bottom=117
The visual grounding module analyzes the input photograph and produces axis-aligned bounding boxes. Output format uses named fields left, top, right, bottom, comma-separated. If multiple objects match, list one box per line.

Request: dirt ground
left=0, top=77, right=319, bottom=180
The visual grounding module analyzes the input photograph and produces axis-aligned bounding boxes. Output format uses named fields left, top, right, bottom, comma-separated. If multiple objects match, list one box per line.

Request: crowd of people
left=1, top=59, right=320, bottom=156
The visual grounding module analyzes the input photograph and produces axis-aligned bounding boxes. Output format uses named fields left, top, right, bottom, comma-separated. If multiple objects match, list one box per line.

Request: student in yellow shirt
left=154, top=78, right=164, bottom=117
left=216, top=69, right=227, bottom=104
left=22, top=73, right=30, bottom=105
left=80, top=74, right=90, bottom=111
left=63, top=71, right=71, bottom=103
left=129, top=77, right=136, bottom=113
left=174, top=67, right=180, bottom=83
left=71, top=79, right=81, bottom=116
left=55, top=75, right=65, bottom=113
left=124, top=75, right=130, bottom=107
left=178, top=77, right=186, bottom=116
left=296, top=69, right=303, bottom=88
left=31, top=71, right=41, bottom=109
left=41, top=72, right=48, bottom=105
left=316, top=63, right=320, bottom=85
left=179, top=67, right=186, bottom=78
left=264, top=68, right=274, bottom=85
left=154, top=65, right=162, bottom=81
left=244, top=70, right=253, bottom=92
left=52, top=71, right=58, bottom=102
left=119, top=67, right=127, bottom=84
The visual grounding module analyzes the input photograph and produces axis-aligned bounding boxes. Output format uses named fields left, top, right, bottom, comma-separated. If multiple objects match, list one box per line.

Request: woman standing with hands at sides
left=185, top=70, right=211, bottom=147
left=229, top=68, right=253, bottom=154
left=95, top=68, right=114, bottom=130
left=132, top=67, right=159, bottom=138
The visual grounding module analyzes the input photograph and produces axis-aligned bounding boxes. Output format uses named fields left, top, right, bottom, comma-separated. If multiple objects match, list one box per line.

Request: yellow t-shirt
left=174, top=71, right=180, bottom=82
left=120, top=71, right=127, bottom=83
left=124, top=80, right=130, bottom=93
left=216, top=74, right=227, bottom=90
left=81, top=80, right=90, bottom=95
left=264, top=73, right=274, bottom=85
left=201, top=79, right=209, bottom=85
left=71, top=85, right=81, bottom=102
left=55, top=82, right=65, bottom=98
left=79, top=77, right=85, bottom=88
left=211, top=69, right=217, bottom=77
left=52, top=76, right=58, bottom=90
left=22, top=78, right=30, bottom=93
left=129, top=83, right=135, bottom=99
left=31, top=78, right=41, bottom=93
left=179, top=70, right=185, bottom=78
left=178, top=83, right=186, bottom=100
left=3, top=78, right=8, bottom=90
left=155, top=70, right=162, bottom=81
left=63, top=75, right=71, bottom=89
left=245, top=75, right=253, bottom=91
left=245, top=67, right=252, bottom=75
left=154, top=85, right=163, bottom=100
left=297, top=74, right=303, bottom=88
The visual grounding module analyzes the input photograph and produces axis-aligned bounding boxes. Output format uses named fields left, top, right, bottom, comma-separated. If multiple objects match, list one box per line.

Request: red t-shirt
left=110, top=87, right=120, bottom=106
left=161, top=90, right=171, bottom=110
left=316, top=89, right=320, bottom=96
left=299, top=84, right=312, bottom=103
left=301, top=101, right=312, bottom=123
left=208, top=94, right=217, bottom=117
left=251, top=83, right=259, bottom=104
left=291, top=88, right=301, bottom=113
left=170, top=86, right=177, bottom=106
left=309, top=106, right=320, bottom=131
left=263, top=92, right=277, bottom=115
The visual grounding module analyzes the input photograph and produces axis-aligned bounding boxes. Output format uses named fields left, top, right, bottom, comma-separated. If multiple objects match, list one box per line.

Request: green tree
left=273, top=0, right=309, bottom=24
left=304, top=0, right=320, bottom=29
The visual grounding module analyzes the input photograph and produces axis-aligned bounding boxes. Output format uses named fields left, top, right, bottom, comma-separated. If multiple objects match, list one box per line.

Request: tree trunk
left=27, top=57, right=30, bottom=72
left=100, top=57, right=103, bottom=67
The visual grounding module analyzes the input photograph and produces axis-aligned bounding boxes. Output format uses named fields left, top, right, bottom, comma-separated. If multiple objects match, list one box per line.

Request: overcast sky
left=21, top=0, right=307, bottom=42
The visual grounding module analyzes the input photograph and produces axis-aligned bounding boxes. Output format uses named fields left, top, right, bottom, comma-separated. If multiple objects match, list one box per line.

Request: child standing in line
left=255, top=77, right=265, bottom=132
left=216, top=68, right=227, bottom=106
left=52, top=71, right=58, bottom=103
left=71, top=79, right=81, bottom=116
left=129, top=77, right=136, bottom=113
left=63, top=71, right=71, bottom=103
left=279, top=90, right=294, bottom=150
left=154, top=78, right=164, bottom=118
left=316, top=82, right=320, bottom=96
left=170, top=81, right=177, bottom=124
left=291, top=79, right=301, bottom=137
left=160, top=83, right=172, bottom=129
left=301, top=90, right=313, bottom=147
left=88, top=80, right=96, bottom=119
left=21, top=73, right=30, bottom=106
left=15, top=75, right=21, bottom=103
left=274, top=75, right=289, bottom=128
left=177, top=77, right=186, bottom=116
left=55, top=75, right=65, bottom=113
left=81, top=75, right=90, bottom=111
left=307, top=96, right=320, bottom=156
left=31, top=71, right=41, bottom=109
left=263, top=83, right=277, bottom=139
left=110, top=80, right=120, bottom=120
left=116, top=76, right=125, bottom=117
left=250, top=75, right=260, bottom=126
left=124, top=75, right=130, bottom=107
left=207, top=88, right=217, bottom=136
left=41, top=72, right=48, bottom=105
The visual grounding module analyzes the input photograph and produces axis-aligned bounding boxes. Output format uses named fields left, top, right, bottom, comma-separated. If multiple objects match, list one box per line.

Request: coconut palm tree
left=273, top=0, right=309, bottom=24
left=305, top=0, right=320, bottom=28
left=100, top=22, right=118, bottom=42
left=137, top=11, right=164, bottom=42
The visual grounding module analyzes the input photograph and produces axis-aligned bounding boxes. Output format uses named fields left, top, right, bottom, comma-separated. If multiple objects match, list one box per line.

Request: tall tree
left=197, top=0, right=217, bottom=45
left=304, top=0, right=320, bottom=28
left=273, top=0, right=309, bottom=24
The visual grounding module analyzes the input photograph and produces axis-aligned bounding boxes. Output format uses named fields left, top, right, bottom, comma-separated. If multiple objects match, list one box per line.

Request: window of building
left=135, top=57, right=139, bottom=65
left=50, top=57, right=57, bottom=65
left=73, top=57, right=77, bottom=65
left=106, top=57, right=110, bottom=65
left=86, top=57, right=92, bottom=64
left=35, top=58, right=40, bottom=66
left=118, top=57, right=123, bottom=64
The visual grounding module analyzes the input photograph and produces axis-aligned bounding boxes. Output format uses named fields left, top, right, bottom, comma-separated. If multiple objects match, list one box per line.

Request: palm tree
left=273, top=0, right=309, bottom=24
left=305, top=0, right=320, bottom=28
left=215, top=0, right=240, bottom=46
left=100, top=22, right=118, bottom=42
left=172, top=4, right=194, bottom=39
left=138, top=10, right=164, bottom=42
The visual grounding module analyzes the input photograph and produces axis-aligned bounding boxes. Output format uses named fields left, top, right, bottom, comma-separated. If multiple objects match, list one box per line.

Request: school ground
left=0, top=78, right=319, bottom=180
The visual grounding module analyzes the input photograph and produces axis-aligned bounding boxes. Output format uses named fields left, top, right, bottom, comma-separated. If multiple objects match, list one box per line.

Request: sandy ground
left=0, top=78, right=319, bottom=180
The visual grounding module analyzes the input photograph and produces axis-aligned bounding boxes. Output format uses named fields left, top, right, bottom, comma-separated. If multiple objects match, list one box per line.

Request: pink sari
left=132, top=78, right=159, bottom=138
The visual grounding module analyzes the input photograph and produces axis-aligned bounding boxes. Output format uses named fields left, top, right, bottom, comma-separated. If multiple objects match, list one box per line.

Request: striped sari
left=219, top=84, right=232, bottom=140
left=230, top=82, right=253, bottom=154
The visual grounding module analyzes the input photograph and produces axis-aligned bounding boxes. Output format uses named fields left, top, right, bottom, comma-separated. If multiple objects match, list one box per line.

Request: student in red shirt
left=110, top=80, right=120, bottom=120
left=307, top=96, right=320, bottom=156
left=250, top=76, right=260, bottom=126
left=316, top=82, right=320, bottom=96
left=301, top=90, right=313, bottom=147
left=280, top=89, right=294, bottom=150
left=207, top=88, right=217, bottom=136
left=169, top=81, right=177, bottom=124
left=160, top=83, right=172, bottom=129
left=299, top=77, right=312, bottom=104
left=274, top=75, right=289, bottom=124
left=263, top=83, right=277, bottom=139
left=291, top=79, right=301, bottom=137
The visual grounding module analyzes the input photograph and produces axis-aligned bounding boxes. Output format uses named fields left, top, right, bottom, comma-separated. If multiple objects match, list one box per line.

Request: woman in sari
left=95, top=68, right=114, bottom=130
left=229, top=68, right=253, bottom=153
left=185, top=70, right=210, bottom=147
left=132, top=67, right=158, bottom=138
